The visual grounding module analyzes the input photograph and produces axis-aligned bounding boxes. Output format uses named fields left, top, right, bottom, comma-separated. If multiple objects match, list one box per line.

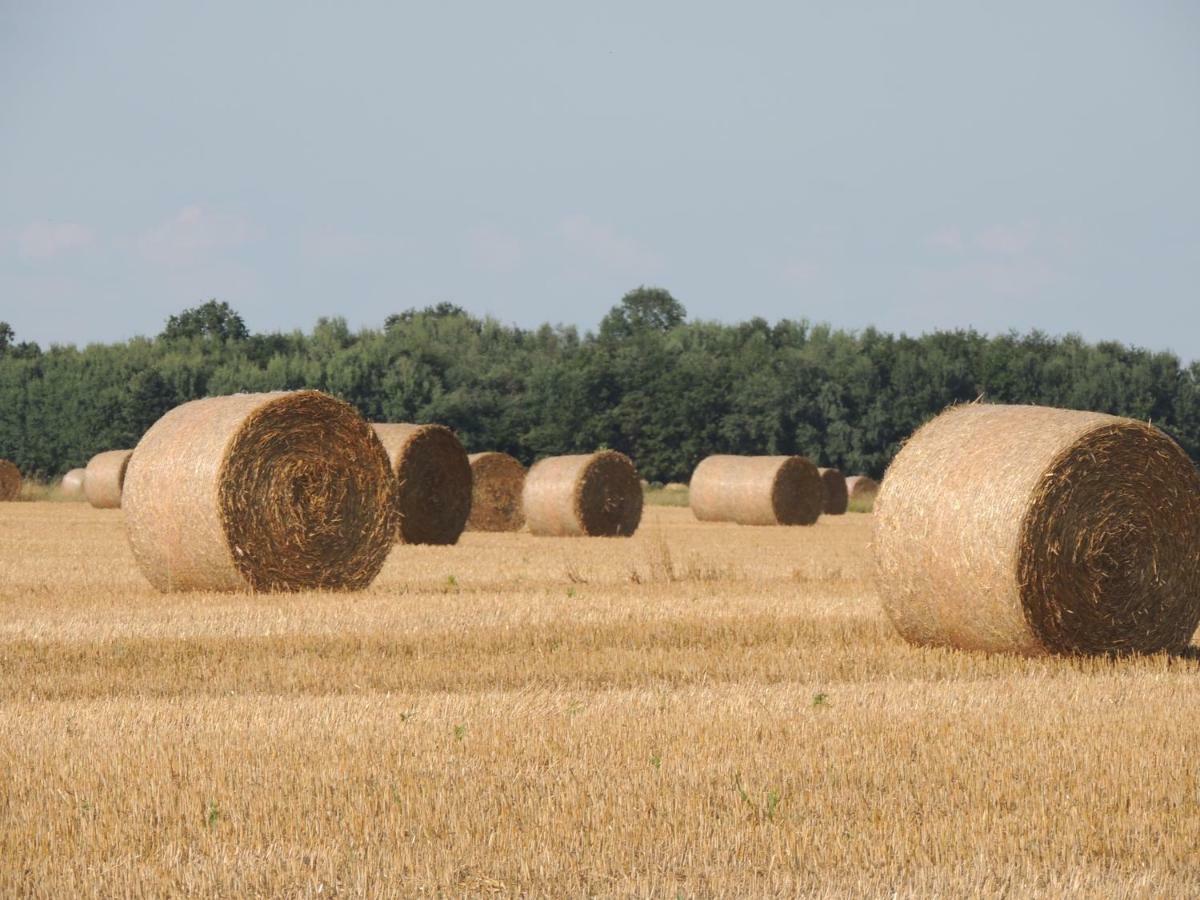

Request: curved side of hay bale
left=845, top=475, right=880, bottom=501
left=0, top=459, right=21, bottom=502
left=466, top=452, right=526, bottom=532
left=689, top=455, right=823, bottom=526
left=84, top=449, right=133, bottom=509
left=523, top=451, right=643, bottom=537
left=371, top=423, right=472, bottom=545
left=874, top=403, right=1200, bottom=655
left=818, top=467, right=848, bottom=515
left=60, top=468, right=87, bottom=500
left=124, top=391, right=397, bottom=593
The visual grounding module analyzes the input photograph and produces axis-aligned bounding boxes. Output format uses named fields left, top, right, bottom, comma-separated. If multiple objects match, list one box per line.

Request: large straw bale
left=818, top=467, right=848, bottom=515
left=123, top=391, right=397, bottom=592
left=523, top=451, right=643, bottom=537
left=60, top=468, right=86, bottom=500
left=845, top=475, right=880, bottom=501
left=689, top=455, right=823, bottom=526
left=466, top=452, right=526, bottom=532
left=84, top=449, right=133, bottom=508
left=0, top=460, right=20, bottom=501
left=875, top=403, right=1200, bottom=655
left=372, top=423, right=472, bottom=545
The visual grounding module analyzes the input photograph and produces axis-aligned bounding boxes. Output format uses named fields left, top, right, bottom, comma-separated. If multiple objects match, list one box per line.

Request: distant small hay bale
left=818, top=467, right=848, bottom=515
left=523, top=451, right=643, bottom=537
left=372, top=423, right=472, bottom=545
left=466, top=452, right=526, bottom=532
left=845, top=475, right=880, bottom=501
left=689, top=455, right=823, bottom=526
left=123, top=391, right=397, bottom=593
left=84, top=450, right=133, bottom=509
left=60, top=468, right=87, bottom=500
left=874, top=403, right=1200, bottom=656
left=0, top=460, right=20, bottom=501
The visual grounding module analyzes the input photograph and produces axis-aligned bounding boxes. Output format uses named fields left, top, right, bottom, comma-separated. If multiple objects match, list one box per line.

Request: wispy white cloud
left=558, top=214, right=662, bottom=272
left=16, top=222, right=94, bottom=260
left=467, top=225, right=525, bottom=273
left=301, top=228, right=408, bottom=264
left=136, top=205, right=255, bottom=266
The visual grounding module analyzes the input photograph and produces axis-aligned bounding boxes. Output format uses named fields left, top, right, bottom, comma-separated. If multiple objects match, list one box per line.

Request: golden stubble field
left=2, top=503, right=1199, bottom=898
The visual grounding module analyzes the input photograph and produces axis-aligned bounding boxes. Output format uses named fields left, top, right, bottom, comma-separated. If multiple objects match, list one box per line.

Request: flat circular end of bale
left=845, top=475, right=880, bottom=501
left=372, top=423, right=472, bottom=545
left=466, top=452, right=526, bottom=532
left=575, top=450, right=643, bottom=537
left=771, top=457, right=823, bottom=525
left=818, top=467, right=848, bottom=515
left=0, top=460, right=20, bottom=501
left=84, top=449, right=133, bottom=508
left=60, top=468, right=87, bottom=500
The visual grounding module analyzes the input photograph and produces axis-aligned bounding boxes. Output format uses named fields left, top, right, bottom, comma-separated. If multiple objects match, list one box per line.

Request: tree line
left=2, top=290, right=1198, bottom=482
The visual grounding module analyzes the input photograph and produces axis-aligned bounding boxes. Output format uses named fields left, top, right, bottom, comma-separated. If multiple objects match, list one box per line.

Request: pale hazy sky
left=2, top=2, right=1198, bottom=357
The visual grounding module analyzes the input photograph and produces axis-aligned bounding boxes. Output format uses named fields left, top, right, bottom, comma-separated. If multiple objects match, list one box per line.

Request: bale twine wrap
left=0, top=460, right=20, bottom=501
left=689, top=455, right=823, bottom=526
left=84, top=449, right=133, bottom=508
left=371, top=423, right=472, bottom=545
left=123, top=391, right=397, bottom=593
left=60, top=468, right=87, bottom=500
left=845, top=475, right=880, bottom=501
left=874, top=403, right=1200, bottom=656
left=819, top=467, right=848, bottom=515
left=523, top=451, right=643, bottom=537
left=466, top=452, right=526, bottom=532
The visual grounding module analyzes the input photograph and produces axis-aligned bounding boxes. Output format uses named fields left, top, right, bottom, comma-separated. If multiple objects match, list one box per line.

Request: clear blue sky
left=3, top=2, right=1198, bottom=358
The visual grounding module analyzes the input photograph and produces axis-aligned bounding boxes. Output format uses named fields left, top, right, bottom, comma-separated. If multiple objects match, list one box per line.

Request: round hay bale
left=818, top=467, right=848, bottom=515
left=689, top=455, right=823, bottom=526
left=0, top=460, right=20, bottom=501
left=84, top=449, right=133, bottom=509
left=372, top=423, right=472, bottom=545
left=124, top=391, right=397, bottom=593
left=874, top=403, right=1200, bottom=656
left=60, top=468, right=87, bottom=500
left=466, top=452, right=526, bottom=532
left=523, top=451, right=643, bottom=537
left=845, top=475, right=880, bottom=501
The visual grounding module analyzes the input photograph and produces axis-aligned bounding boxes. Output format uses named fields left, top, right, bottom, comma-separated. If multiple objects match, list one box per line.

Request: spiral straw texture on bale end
left=84, top=449, right=133, bottom=508
left=845, top=475, right=880, bottom=501
left=874, top=403, right=1200, bottom=656
left=124, top=391, right=397, bottom=593
left=466, top=452, right=526, bottom=532
left=523, top=451, right=643, bottom=537
left=0, top=460, right=20, bottom=501
left=371, top=423, right=472, bottom=545
left=60, top=468, right=87, bottom=500
left=689, top=455, right=823, bottom=526
left=819, top=467, right=848, bottom=515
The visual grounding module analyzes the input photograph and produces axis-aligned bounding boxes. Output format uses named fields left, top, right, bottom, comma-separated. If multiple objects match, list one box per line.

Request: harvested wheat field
left=2, top=502, right=1200, bottom=897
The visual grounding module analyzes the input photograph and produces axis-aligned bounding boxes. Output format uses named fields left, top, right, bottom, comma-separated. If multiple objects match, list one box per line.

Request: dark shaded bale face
left=576, top=451, right=643, bottom=537
left=373, top=424, right=472, bottom=545
left=0, top=460, right=20, bottom=502
left=466, top=452, right=526, bottom=532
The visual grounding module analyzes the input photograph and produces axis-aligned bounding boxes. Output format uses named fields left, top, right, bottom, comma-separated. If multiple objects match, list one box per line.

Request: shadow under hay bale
left=371, top=423, right=472, bottom=545
left=874, top=403, right=1200, bottom=656
left=0, top=460, right=21, bottom=502
left=124, top=390, right=397, bottom=593
left=466, top=452, right=526, bottom=532
left=60, top=468, right=87, bottom=500
left=819, top=467, right=848, bottom=515
left=689, top=455, right=823, bottom=526
left=84, top=449, right=133, bottom=509
left=523, top=451, right=643, bottom=537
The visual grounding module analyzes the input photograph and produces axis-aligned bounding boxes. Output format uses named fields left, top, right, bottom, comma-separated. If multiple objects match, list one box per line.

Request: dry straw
left=123, top=391, right=397, bottom=593
left=0, top=460, right=20, bottom=501
left=523, top=451, right=643, bottom=537
left=466, top=452, right=526, bottom=532
left=372, top=424, right=472, bottom=545
left=60, top=468, right=87, bottom=500
left=874, top=403, right=1200, bottom=656
left=84, top=449, right=133, bottom=509
left=845, top=475, right=880, bottom=501
left=690, top=455, right=823, bottom=526
left=819, top=467, right=848, bottom=515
